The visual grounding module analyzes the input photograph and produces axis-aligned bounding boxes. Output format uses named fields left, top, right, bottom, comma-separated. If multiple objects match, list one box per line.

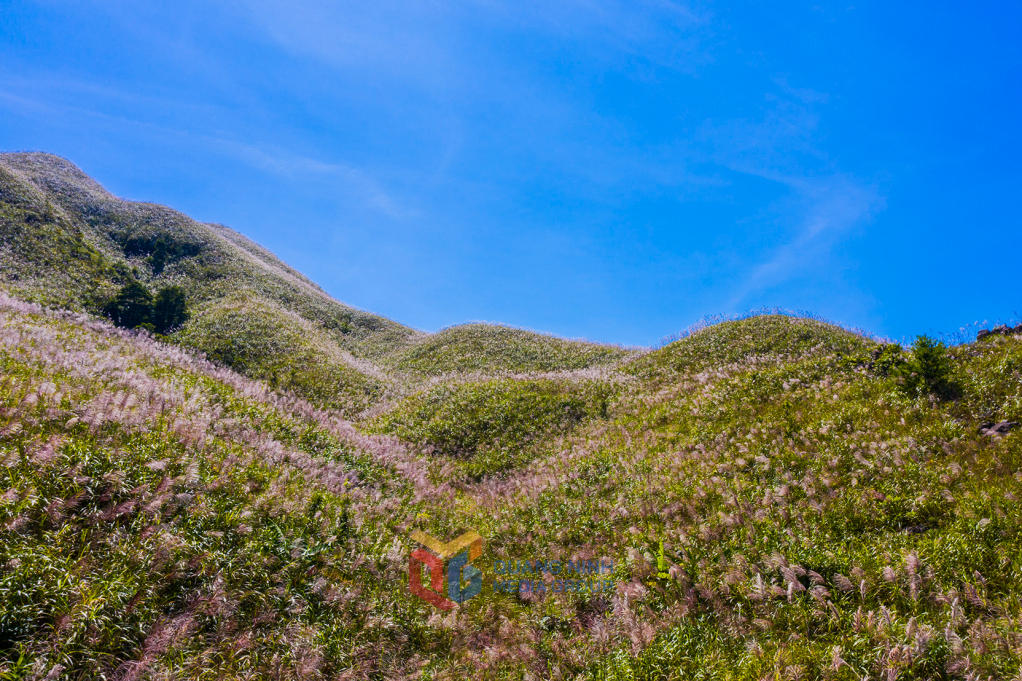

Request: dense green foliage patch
left=102, top=282, right=190, bottom=334
left=368, top=378, right=617, bottom=479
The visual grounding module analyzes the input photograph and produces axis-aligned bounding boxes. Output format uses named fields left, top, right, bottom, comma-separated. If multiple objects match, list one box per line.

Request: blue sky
left=1, top=1, right=1019, bottom=346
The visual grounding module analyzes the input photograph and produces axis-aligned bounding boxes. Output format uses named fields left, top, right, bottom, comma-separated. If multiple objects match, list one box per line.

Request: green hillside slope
left=385, top=323, right=633, bottom=376
left=0, top=154, right=633, bottom=417
left=0, top=293, right=440, bottom=679
left=0, top=152, right=415, bottom=415
left=2, top=294, right=1020, bottom=680
left=1, top=156, right=1020, bottom=680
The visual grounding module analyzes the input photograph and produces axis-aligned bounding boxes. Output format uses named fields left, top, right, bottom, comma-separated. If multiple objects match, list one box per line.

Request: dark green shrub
left=120, top=233, right=203, bottom=274
left=102, top=281, right=153, bottom=329
left=899, top=335, right=957, bottom=399
left=101, top=282, right=189, bottom=334
left=152, top=285, right=189, bottom=333
left=149, top=237, right=169, bottom=274
left=870, top=343, right=905, bottom=376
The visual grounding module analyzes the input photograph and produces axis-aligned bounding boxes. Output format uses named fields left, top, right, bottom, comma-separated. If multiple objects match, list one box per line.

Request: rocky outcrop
left=976, top=324, right=1022, bottom=341
left=980, top=421, right=1018, bottom=437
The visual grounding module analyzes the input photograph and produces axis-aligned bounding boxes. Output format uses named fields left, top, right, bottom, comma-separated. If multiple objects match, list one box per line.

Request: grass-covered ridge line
left=1, top=153, right=639, bottom=418
left=385, top=323, right=634, bottom=376
left=625, top=314, right=874, bottom=385
left=0, top=152, right=416, bottom=416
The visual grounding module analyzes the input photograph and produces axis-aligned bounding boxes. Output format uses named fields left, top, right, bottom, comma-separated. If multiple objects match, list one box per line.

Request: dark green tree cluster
left=149, top=237, right=170, bottom=275
left=103, top=282, right=189, bottom=334
left=120, top=234, right=204, bottom=275
left=871, top=335, right=957, bottom=399
left=901, top=334, right=957, bottom=398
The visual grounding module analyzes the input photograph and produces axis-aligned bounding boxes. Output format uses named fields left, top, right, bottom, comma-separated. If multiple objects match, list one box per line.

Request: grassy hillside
left=2, top=291, right=1020, bottom=679
left=624, top=314, right=872, bottom=383
left=0, top=293, right=442, bottom=679
left=174, top=291, right=386, bottom=416
left=385, top=323, right=633, bottom=377
left=366, top=376, right=620, bottom=481
left=1, top=156, right=1021, bottom=680
left=0, top=154, right=632, bottom=418
left=0, top=153, right=416, bottom=415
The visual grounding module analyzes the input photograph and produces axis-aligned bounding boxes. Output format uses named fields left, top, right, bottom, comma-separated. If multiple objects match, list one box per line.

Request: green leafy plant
left=151, top=285, right=189, bottom=333
left=898, top=335, right=957, bottom=399
left=870, top=343, right=905, bottom=376
left=102, top=280, right=153, bottom=329
left=102, top=282, right=190, bottom=334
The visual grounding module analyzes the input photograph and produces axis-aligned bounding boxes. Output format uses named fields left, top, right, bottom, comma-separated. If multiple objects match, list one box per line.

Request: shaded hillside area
left=1, top=156, right=1021, bottom=680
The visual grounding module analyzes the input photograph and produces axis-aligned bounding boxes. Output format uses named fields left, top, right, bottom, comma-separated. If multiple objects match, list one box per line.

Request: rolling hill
left=1, top=154, right=1020, bottom=680
left=0, top=152, right=630, bottom=416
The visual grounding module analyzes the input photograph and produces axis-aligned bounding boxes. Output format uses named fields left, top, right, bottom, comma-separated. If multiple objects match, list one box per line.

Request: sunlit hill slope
left=1, top=154, right=1020, bottom=680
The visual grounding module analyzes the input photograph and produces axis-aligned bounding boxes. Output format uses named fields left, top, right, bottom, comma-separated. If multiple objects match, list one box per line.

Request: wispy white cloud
left=230, top=1, right=883, bottom=308
left=211, top=139, right=417, bottom=219
left=229, top=0, right=715, bottom=185
left=231, top=1, right=462, bottom=90
left=725, top=174, right=883, bottom=307
left=235, top=0, right=711, bottom=83
left=772, top=75, right=830, bottom=105
left=472, top=0, right=712, bottom=70
left=0, top=74, right=413, bottom=219
left=692, top=84, right=886, bottom=307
